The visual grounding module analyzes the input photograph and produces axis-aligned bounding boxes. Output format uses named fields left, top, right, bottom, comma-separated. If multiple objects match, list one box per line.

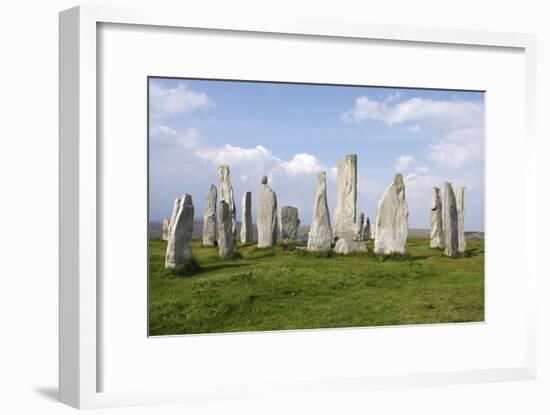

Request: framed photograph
left=60, top=5, right=538, bottom=409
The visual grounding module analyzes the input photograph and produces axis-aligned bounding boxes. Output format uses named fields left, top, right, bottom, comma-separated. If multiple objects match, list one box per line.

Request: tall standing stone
left=457, top=186, right=466, bottom=253
left=218, top=201, right=234, bottom=257
left=429, top=187, right=444, bottom=249
left=202, top=185, right=217, bottom=246
left=162, top=218, right=170, bottom=241
left=307, top=171, right=332, bottom=251
left=444, top=182, right=459, bottom=257
left=257, top=176, right=278, bottom=248
left=165, top=194, right=194, bottom=268
left=281, top=206, right=300, bottom=240
left=333, top=154, right=357, bottom=241
left=240, top=191, right=253, bottom=243
left=218, top=164, right=236, bottom=239
left=374, top=174, right=409, bottom=255
left=167, top=197, right=181, bottom=239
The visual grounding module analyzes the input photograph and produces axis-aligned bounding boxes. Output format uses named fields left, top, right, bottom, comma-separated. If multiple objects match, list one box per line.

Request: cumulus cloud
left=341, top=95, right=483, bottom=128
left=150, top=125, right=202, bottom=149
left=341, top=94, right=484, bottom=170
left=149, top=81, right=214, bottom=119
left=395, top=155, right=415, bottom=173
left=428, top=127, right=484, bottom=169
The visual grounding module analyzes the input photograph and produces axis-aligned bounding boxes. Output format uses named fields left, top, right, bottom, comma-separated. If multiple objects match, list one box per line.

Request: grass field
left=148, top=238, right=484, bottom=336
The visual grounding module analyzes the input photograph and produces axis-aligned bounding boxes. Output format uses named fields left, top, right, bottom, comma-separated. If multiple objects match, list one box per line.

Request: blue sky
left=149, top=78, right=484, bottom=231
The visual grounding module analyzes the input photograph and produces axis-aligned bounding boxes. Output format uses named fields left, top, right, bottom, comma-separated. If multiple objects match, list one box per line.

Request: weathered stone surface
left=374, top=174, right=409, bottom=255
left=365, top=217, right=372, bottom=240
left=167, top=197, right=181, bottom=239
left=202, top=184, right=217, bottom=246
left=457, top=186, right=466, bottom=253
left=281, top=206, right=300, bottom=240
left=217, top=201, right=235, bottom=257
left=165, top=194, right=194, bottom=268
left=162, top=218, right=170, bottom=241
left=371, top=221, right=376, bottom=241
left=333, top=238, right=367, bottom=254
left=240, top=191, right=253, bottom=243
left=257, top=176, right=278, bottom=248
left=354, top=213, right=365, bottom=241
left=444, top=182, right=459, bottom=257
left=307, top=171, right=332, bottom=251
left=218, top=164, right=236, bottom=239
left=333, top=154, right=357, bottom=241
left=429, top=187, right=444, bottom=249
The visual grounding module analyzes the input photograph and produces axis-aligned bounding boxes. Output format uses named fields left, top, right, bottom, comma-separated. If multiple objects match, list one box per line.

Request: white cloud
left=341, top=96, right=483, bottom=129
left=341, top=94, right=484, bottom=170
left=405, top=124, right=421, bottom=132
left=279, top=153, right=324, bottom=175
left=340, top=96, right=388, bottom=124
left=428, top=127, right=484, bottom=169
left=149, top=81, right=213, bottom=119
left=150, top=125, right=202, bottom=149
left=395, top=155, right=415, bottom=173
left=385, top=91, right=401, bottom=103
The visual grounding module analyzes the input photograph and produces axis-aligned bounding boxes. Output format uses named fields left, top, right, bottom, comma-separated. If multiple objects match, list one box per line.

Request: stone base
left=333, top=238, right=367, bottom=255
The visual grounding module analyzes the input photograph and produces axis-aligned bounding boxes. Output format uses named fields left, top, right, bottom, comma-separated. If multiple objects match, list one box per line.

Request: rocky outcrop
left=307, top=171, right=332, bottom=251
left=202, top=185, right=217, bottom=246
left=374, top=174, right=408, bottom=255
left=165, top=194, right=194, bottom=268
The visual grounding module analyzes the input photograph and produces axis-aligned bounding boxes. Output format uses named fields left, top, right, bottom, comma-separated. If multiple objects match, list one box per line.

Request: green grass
left=148, top=238, right=484, bottom=335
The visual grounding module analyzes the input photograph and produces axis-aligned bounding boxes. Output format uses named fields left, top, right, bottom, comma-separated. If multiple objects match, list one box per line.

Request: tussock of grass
left=149, top=238, right=484, bottom=335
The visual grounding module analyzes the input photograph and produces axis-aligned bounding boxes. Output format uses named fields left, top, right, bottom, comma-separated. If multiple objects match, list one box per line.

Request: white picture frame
left=59, top=4, right=538, bottom=409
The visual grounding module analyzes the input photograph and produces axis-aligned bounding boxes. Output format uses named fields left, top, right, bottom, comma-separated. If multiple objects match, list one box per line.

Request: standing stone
left=429, top=187, right=444, bottom=249
left=218, top=165, right=236, bottom=239
left=374, top=174, right=409, bottom=255
left=457, top=187, right=466, bottom=253
left=365, top=217, right=372, bottom=240
left=333, top=154, right=358, bottom=241
left=165, top=194, right=194, bottom=268
left=307, top=171, right=332, bottom=251
left=218, top=201, right=234, bottom=257
left=333, top=238, right=367, bottom=254
left=162, top=218, right=170, bottom=241
left=202, top=185, right=217, bottom=246
left=355, top=212, right=365, bottom=241
left=444, top=182, right=459, bottom=257
left=167, top=197, right=182, bottom=239
left=281, top=206, right=300, bottom=240
left=240, top=191, right=253, bottom=243
left=257, top=176, right=278, bottom=248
